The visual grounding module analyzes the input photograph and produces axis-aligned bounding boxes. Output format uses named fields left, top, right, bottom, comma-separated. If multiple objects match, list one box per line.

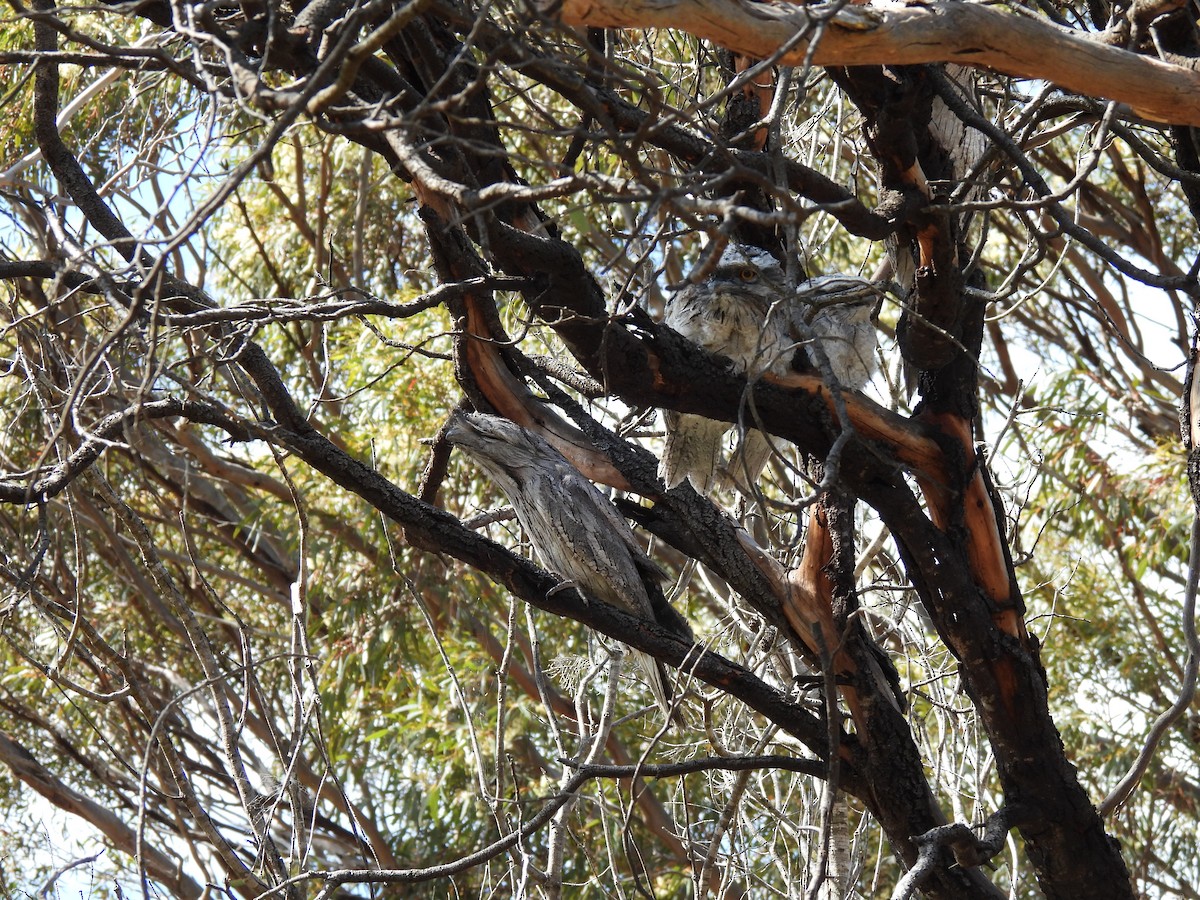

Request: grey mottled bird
left=661, top=244, right=798, bottom=492
left=796, top=274, right=880, bottom=391
left=445, top=412, right=691, bottom=720
left=660, top=244, right=880, bottom=494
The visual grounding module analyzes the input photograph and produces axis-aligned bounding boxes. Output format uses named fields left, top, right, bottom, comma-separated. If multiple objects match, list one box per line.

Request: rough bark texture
left=553, top=0, right=1200, bottom=125
left=1, top=0, right=1166, bottom=895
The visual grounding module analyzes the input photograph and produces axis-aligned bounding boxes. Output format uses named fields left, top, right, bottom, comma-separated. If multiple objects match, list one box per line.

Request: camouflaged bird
left=446, top=412, right=692, bottom=721
left=796, top=274, right=881, bottom=390
left=660, top=244, right=880, bottom=494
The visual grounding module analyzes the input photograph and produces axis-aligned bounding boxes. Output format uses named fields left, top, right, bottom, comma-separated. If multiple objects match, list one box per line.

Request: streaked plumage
left=796, top=274, right=881, bottom=391
left=445, top=412, right=691, bottom=720
left=661, top=244, right=798, bottom=492
left=660, top=245, right=880, bottom=494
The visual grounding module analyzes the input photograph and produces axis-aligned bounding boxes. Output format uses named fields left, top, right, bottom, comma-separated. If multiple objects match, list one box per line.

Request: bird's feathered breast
left=446, top=413, right=657, bottom=614
left=667, top=288, right=795, bottom=373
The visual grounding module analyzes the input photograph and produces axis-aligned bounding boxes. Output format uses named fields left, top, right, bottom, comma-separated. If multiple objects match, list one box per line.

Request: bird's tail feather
left=660, top=413, right=728, bottom=492
left=632, top=649, right=686, bottom=727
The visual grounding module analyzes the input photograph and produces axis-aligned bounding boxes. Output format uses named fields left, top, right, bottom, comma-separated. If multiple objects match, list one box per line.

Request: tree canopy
left=1, top=0, right=1198, bottom=897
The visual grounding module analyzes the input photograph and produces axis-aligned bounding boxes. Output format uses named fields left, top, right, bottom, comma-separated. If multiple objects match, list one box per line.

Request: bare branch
left=551, top=0, right=1200, bottom=125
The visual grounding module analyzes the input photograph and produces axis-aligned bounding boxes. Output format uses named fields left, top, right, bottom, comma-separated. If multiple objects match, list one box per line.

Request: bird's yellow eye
left=738, top=267, right=758, bottom=283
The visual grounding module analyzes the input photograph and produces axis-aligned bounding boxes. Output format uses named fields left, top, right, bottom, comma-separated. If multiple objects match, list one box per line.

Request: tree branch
left=550, top=0, right=1200, bottom=126
left=0, top=399, right=250, bottom=504
left=0, top=730, right=204, bottom=899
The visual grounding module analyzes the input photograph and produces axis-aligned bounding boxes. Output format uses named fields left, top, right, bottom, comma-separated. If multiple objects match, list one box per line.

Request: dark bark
left=3, top=0, right=1158, bottom=895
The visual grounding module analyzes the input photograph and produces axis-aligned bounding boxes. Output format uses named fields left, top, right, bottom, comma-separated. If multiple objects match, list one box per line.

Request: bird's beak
left=444, top=412, right=473, bottom=445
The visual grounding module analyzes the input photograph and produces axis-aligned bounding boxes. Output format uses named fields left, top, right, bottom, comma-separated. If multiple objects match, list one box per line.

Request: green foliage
left=2, top=1, right=1199, bottom=896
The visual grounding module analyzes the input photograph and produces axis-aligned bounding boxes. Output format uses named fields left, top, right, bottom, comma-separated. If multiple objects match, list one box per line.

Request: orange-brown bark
left=770, top=371, right=945, bottom=478
left=460, top=296, right=633, bottom=490
left=917, top=411, right=1028, bottom=643
left=736, top=515, right=877, bottom=733
left=732, top=53, right=773, bottom=151
left=552, top=0, right=1200, bottom=125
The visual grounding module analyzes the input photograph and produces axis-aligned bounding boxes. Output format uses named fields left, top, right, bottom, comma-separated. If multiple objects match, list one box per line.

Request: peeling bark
left=552, top=0, right=1200, bottom=125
